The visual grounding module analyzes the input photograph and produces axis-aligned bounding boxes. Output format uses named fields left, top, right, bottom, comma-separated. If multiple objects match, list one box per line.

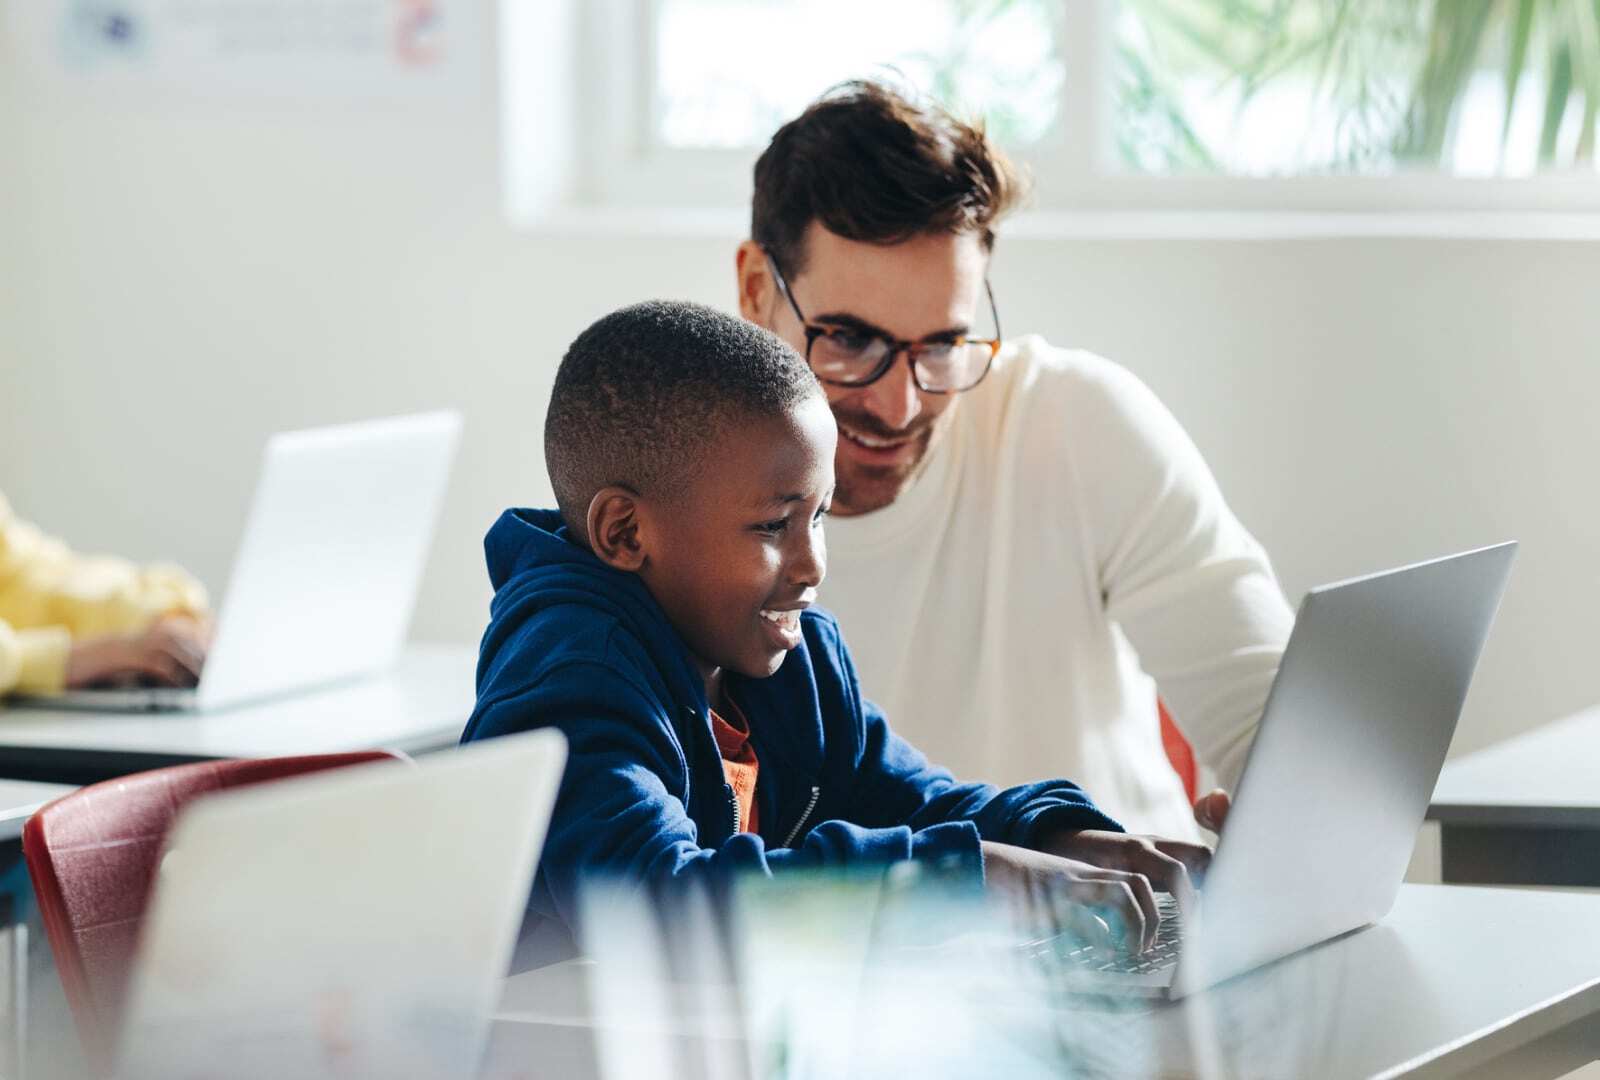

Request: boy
left=463, top=301, right=1207, bottom=963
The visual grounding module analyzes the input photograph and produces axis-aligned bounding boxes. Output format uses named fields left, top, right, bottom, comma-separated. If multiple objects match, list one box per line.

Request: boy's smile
left=635, top=396, right=836, bottom=702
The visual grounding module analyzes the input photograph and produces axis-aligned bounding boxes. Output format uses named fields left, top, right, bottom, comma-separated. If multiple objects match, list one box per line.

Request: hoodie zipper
left=725, top=784, right=741, bottom=835
left=780, top=786, right=821, bottom=848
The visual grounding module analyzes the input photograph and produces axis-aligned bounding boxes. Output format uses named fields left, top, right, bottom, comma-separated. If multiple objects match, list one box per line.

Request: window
left=1113, top=0, right=1600, bottom=178
left=508, top=0, right=1600, bottom=221
left=653, top=0, right=1066, bottom=149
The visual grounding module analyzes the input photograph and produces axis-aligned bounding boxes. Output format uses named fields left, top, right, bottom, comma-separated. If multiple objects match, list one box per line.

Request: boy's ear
left=585, top=486, right=648, bottom=572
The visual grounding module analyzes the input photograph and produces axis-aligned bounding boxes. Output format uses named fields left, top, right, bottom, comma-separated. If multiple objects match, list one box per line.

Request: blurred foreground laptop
left=115, top=728, right=566, bottom=1080
left=1030, top=542, right=1517, bottom=999
left=31, top=410, right=460, bottom=713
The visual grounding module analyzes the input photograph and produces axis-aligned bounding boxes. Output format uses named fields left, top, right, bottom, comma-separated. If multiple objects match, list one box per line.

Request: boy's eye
left=756, top=518, right=789, bottom=534
left=812, top=505, right=830, bottom=525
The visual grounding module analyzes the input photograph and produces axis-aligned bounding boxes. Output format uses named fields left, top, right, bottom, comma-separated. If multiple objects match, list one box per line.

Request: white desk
left=1429, top=706, right=1600, bottom=885
left=490, top=886, right=1600, bottom=1080
left=0, top=781, right=76, bottom=843
left=0, top=643, right=476, bottom=785
left=0, top=781, right=76, bottom=1078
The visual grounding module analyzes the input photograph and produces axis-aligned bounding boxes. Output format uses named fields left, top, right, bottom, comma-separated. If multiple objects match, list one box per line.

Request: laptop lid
left=1171, top=542, right=1516, bottom=996
left=197, top=411, right=461, bottom=711
left=115, top=728, right=565, bottom=1080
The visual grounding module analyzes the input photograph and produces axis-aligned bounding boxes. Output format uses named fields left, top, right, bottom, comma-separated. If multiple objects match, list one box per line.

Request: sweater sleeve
left=0, top=491, right=208, bottom=648
left=817, top=615, right=1124, bottom=847
left=0, top=620, right=71, bottom=695
left=1055, top=357, right=1294, bottom=793
left=463, top=658, right=985, bottom=935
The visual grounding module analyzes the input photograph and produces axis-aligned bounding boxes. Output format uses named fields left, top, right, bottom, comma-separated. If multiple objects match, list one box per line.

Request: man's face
left=740, top=224, right=990, bottom=516
left=638, top=396, right=836, bottom=692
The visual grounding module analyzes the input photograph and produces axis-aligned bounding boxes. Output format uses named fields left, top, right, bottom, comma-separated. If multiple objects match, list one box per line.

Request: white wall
left=3, top=23, right=1597, bottom=758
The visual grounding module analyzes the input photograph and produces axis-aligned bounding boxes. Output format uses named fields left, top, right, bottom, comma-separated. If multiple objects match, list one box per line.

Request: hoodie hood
left=479, top=508, right=710, bottom=715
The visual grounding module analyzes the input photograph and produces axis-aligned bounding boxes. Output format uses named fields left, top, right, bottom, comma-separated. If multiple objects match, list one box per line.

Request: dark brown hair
left=752, top=79, right=1028, bottom=274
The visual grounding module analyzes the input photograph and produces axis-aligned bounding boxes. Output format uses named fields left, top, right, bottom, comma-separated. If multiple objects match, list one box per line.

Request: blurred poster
left=2, top=0, right=475, bottom=98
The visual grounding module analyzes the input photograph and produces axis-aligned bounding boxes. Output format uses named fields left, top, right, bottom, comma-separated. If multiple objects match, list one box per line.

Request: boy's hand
left=1045, top=828, right=1210, bottom=899
left=1021, top=828, right=1212, bottom=951
left=981, top=840, right=1181, bottom=954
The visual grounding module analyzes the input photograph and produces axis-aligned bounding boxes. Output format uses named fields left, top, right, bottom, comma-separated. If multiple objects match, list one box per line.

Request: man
left=734, top=82, right=1293, bottom=841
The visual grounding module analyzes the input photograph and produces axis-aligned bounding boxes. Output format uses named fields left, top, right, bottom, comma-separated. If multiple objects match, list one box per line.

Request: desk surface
left=495, top=885, right=1600, bottom=1080
left=1430, top=705, right=1600, bottom=827
left=0, top=780, right=76, bottom=842
left=0, top=643, right=476, bottom=783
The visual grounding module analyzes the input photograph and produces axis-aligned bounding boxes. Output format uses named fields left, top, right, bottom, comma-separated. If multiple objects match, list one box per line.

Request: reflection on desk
left=490, top=885, right=1600, bottom=1080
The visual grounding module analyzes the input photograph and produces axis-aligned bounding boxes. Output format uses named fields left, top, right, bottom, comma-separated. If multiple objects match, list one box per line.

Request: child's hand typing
left=981, top=830, right=1210, bottom=954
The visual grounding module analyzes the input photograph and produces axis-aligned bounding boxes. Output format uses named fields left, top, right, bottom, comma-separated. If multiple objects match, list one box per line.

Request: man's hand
left=1193, top=788, right=1231, bottom=833
left=981, top=836, right=1201, bottom=954
left=64, top=615, right=210, bottom=689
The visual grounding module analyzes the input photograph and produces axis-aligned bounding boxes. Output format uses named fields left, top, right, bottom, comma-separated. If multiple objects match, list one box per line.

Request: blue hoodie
left=462, top=508, right=1122, bottom=946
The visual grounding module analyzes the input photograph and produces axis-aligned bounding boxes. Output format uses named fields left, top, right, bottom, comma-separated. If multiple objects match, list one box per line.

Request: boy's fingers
left=1120, top=844, right=1195, bottom=910
left=1066, top=877, right=1150, bottom=954
left=1119, top=871, right=1160, bottom=952
left=1151, top=838, right=1213, bottom=880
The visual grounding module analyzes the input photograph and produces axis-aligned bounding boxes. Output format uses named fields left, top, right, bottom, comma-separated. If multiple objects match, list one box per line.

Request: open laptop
left=1029, top=542, right=1517, bottom=999
left=33, top=410, right=460, bottom=713
left=114, top=728, right=566, bottom=1080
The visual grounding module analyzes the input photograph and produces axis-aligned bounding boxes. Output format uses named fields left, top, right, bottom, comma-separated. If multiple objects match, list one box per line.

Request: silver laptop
left=35, top=411, right=460, bottom=713
left=1032, top=542, right=1517, bottom=999
left=115, top=728, right=567, bottom=1080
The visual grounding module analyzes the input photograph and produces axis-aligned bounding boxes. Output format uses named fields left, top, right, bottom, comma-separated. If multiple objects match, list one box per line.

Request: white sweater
left=820, top=338, right=1294, bottom=841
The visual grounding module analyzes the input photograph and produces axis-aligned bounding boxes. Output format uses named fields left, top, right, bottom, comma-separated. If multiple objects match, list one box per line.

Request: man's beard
left=829, top=406, right=941, bottom=515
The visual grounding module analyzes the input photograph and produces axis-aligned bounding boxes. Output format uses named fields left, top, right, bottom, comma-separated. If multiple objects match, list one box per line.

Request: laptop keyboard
left=1025, top=894, right=1184, bottom=976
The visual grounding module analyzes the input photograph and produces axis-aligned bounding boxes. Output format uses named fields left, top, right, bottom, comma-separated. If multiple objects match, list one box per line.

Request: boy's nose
left=791, top=530, right=826, bottom=590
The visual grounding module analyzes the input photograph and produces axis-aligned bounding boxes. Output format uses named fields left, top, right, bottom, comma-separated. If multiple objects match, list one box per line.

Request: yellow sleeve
left=0, top=491, right=209, bottom=643
left=0, top=620, right=71, bottom=695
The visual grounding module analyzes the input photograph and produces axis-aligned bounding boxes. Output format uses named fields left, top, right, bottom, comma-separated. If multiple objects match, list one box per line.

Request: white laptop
left=115, top=728, right=566, bottom=1080
left=34, top=410, right=460, bottom=713
left=1030, top=542, right=1517, bottom=999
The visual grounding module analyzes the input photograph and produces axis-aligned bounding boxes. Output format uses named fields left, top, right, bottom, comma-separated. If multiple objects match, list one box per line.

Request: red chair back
left=21, top=752, right=406, bottom=1073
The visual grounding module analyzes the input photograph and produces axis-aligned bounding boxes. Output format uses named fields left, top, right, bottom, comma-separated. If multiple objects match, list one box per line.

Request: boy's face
left=639, top=396, right=836, bottom=695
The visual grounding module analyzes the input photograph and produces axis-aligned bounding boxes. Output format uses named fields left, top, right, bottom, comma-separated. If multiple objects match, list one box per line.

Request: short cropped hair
left=752, top=79, right=1028, bottom=275
left=545, top=301, right=822, bottom=535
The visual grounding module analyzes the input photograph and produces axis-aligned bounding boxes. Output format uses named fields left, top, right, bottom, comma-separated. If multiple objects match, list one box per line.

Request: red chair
left=22, top=751, right=407, bottom=1074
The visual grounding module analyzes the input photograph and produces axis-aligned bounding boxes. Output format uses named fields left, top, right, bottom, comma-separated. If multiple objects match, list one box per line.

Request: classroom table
left=1428, top=705, right=1600, bottom=886
left=487, top=885, right=1600, bottom=1080
left=0, top=642, right=476, bottom=785
left=0, top=780, right=77, bottom=1080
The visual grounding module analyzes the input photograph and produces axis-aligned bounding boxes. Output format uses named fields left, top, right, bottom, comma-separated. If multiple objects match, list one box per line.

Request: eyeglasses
left=765, top=252, right=1002, bottom=394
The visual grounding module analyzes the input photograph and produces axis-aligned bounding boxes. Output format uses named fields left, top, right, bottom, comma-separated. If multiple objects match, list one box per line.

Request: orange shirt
left=710, top=695, right=760, bottom=834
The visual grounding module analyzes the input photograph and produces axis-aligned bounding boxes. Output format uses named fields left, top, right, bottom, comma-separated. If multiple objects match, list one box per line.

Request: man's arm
left=1057, top=357, right=1295, bottom=795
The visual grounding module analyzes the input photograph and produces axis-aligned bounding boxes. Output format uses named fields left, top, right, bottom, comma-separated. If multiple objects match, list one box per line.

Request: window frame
left=554, top=0, right=1600, bottom=218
